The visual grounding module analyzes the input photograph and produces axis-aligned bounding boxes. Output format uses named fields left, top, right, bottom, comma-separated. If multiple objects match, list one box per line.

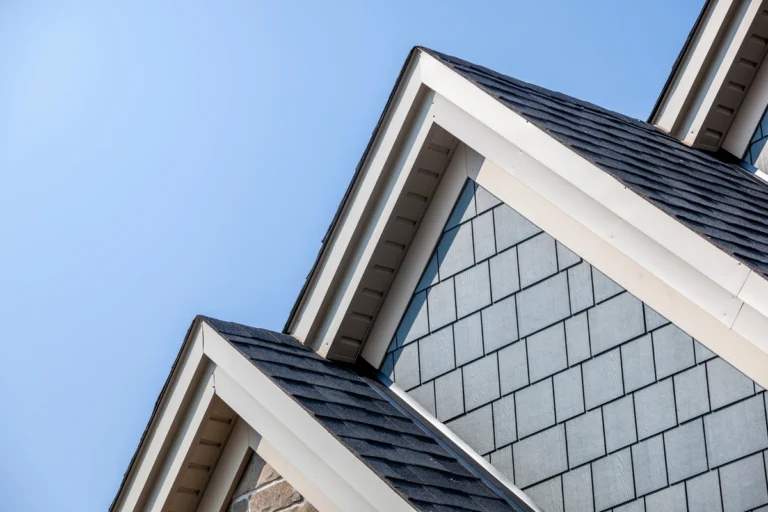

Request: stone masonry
left=228, top=451, right=317, bottom=512
left=382, top=179, right=768, bottom=512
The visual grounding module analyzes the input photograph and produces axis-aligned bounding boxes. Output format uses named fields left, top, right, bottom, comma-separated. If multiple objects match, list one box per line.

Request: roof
left=285, top=47, right=768, bottom=332
left=203, top=316, right=525, bottom=512
left=423, top=48, right=768, bottom=280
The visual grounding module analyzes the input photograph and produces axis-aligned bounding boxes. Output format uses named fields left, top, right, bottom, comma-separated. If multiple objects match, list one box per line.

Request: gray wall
left=381, top=180, right=768, bottom=512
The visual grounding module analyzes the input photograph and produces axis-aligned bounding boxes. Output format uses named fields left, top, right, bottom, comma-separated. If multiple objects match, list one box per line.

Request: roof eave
left=648, top=0, right=714, bottom=123
left=109, top=315, right=206, bottom=511
left=282, top=46, right=425, bottom=334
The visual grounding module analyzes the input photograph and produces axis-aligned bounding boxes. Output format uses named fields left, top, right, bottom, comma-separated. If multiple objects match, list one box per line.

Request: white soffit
left=653, top=0, right=768, bottom=152
left=654, top=0, right=731, bottom=133
left=287, top=52, right=427, bottom=346
left=684, top=0, right=768, bottom=150
left=356, top=50, right=768, bottom=388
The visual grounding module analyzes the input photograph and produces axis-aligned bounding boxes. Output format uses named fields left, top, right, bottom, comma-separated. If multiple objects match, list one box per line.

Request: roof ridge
left=419, top=46, right=768, bottom=193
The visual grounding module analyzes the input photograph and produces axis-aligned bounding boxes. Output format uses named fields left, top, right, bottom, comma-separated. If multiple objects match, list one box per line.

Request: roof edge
left=282, top=46, right=424, bottom=334
left=109, top=315, right=206, bottom=512
left=648, top=0, right=713, bottom=123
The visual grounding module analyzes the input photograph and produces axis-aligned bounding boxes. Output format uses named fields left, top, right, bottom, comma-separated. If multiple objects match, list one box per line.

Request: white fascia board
left=197, top=418, right=250, bottom=512
left=418, top=52, right=752, bottom=298
left=289, top=52, right=426, bottom=344
left=312, top=91, right=438, bottom=357
left=354, top=50, right=768, bottom=386
left=723, top=50, right=768, bottom=155
left=112, top=325, right=208, bottom=512
left=201, top=323, right=415, bottom=512
left=415, top=52, right=768, bottom=385
left=684, top=0, right=764, bottom=145
left=472, top=157, right=768, bottom=386
left=148, top=365, right=216, bottom=512
left=655, top=0, right=733, bottom=132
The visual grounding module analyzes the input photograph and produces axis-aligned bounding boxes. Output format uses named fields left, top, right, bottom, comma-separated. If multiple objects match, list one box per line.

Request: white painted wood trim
left=149, top=364, right=216, bottom=512
left=312, top=91, right=438, bottom=357
left=197, top=418, right=251, bottom=512
left=684, top=0, right=764, bottom=144
left=655, top=0, right=732, bottom=132
left=249, top=430, right=343, bottom=512
left=112, top=327, right=207, bottom=512
left=474, top=158, right=768, bottom=386
left=361, top=51, right=768, bottom=388
left=421, top=52, right=768, bottom=357
left=419, top=53, right=752, bottom=299
left=289, top=52, right=426, bottom=343
left=203, top=323, right=416, bottom=512
left=723, top=50, right=768, bottom=156
left=361, top=143, right=482, bottom=367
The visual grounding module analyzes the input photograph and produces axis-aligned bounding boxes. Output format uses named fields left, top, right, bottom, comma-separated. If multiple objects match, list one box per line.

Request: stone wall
left=382, top=179, right=768, bottom=512
left=229, top=451, right=317, bottom=512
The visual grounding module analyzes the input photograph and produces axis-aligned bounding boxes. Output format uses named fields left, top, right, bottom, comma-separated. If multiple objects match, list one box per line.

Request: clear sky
left=0, top=1, right=702, bottom=510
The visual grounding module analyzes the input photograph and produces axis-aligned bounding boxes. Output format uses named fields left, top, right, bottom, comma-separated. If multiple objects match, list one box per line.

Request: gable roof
left=426, top=48, right=768, bottom=279
left=203, top=316, right=526, bottom=512
left=285, top=47, right=768, bottom=335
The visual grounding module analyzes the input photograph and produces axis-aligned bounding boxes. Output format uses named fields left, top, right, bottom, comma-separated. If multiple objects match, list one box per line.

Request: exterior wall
left=382, top=179, right=768, bottom=512
left=228, top=452, right=317, bottom=512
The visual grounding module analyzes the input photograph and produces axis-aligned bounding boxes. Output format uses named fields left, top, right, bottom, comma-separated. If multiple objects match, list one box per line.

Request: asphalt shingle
left=203, top=316, right=525, bottom=512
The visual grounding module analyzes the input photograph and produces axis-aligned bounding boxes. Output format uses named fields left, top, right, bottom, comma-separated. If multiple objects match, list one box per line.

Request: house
left=110, top=1, right=768, bottom=511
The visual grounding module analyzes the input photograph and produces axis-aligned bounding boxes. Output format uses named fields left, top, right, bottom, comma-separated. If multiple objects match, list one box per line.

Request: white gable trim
left=288, top=51, right=427, bottom=346
left=348, top=50, right=768, bottom=388
left=197, top=418, right=250, bottom=512
left=654, top=0, right=733, bottom=133
left=147, top=365, right=216, bottom=511
left=651, top=0, right=768, bottom=152
left=111, top=320, right=417, bottom=512
left=111, top=327, right=207, bottom=512
left=682, top=0, right=765, bottom=148
left=723, top=47, right=768, bottom=156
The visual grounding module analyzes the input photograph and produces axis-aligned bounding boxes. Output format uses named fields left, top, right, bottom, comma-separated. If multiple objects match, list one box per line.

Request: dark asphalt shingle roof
left=423, top=48, right=768, bottom=279
left=202, top=316, right=524, bottom=512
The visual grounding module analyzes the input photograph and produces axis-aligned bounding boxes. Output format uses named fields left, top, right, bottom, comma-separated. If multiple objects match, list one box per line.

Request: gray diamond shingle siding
left=201, top=316, right=524, bottom=512
left=384, top=179, right=768, bottom=511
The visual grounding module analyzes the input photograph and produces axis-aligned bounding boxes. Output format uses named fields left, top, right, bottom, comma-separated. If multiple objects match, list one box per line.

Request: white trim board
left=288, top=52, right=428, bottom=345
left=723, top=49, right=768, bottom=156
left=651, top=0, right=768, bottom=152
left=197, top=418, right=250, bottom=512
left=654, top=0, right=734, bottom=133
left=349, top=49, right=768, bottom=389
left=111, top=327, right=208, bottom=512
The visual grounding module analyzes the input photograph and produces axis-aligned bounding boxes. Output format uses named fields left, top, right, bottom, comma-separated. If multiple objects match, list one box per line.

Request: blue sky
left=0, top=1, right=701, bottom=509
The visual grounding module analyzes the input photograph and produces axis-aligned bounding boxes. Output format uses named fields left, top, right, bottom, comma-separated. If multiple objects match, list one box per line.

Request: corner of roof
left=109, top=313, right=208, bottom=512
left=281, top=45, right=428, bottom=335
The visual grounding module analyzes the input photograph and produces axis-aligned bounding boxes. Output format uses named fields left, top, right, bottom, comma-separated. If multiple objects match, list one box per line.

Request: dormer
left=650, top=0, right=768, bottom=176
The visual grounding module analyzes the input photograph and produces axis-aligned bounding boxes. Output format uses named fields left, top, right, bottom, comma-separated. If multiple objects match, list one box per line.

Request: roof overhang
left=109, top=317, right=416, bottom=512
left=287, top=48, right=768, bottom=388
left=651, top=0, right=768, bottom=154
